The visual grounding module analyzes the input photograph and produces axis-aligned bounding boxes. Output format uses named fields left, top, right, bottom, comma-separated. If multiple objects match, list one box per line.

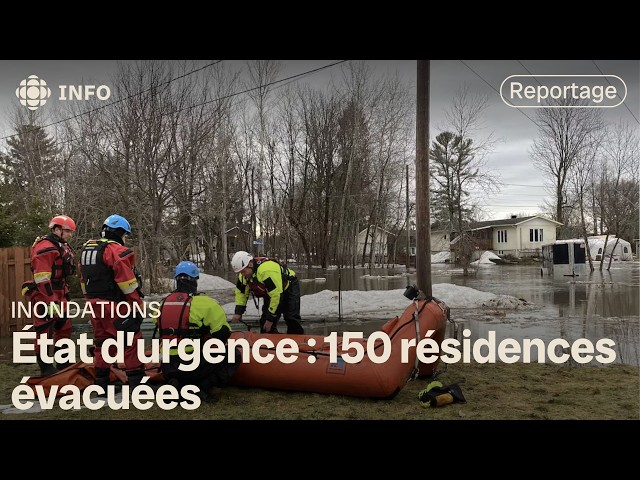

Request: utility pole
left=406, top=164, right=410, bottom=272
left=416, top=60, right=432, bottom=297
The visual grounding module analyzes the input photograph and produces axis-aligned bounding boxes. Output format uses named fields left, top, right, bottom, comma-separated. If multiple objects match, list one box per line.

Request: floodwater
left=2, top=262, right=638, bottom=366
left=285, top=262, right=639, bottom=367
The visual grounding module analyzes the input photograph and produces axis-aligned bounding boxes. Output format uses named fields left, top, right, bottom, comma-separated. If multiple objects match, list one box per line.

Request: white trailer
left=541, top=240, right=586, bottom=277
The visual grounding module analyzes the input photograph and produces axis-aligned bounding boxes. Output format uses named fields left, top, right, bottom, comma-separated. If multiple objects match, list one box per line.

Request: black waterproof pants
left=259, top=276, right=304, bottom=334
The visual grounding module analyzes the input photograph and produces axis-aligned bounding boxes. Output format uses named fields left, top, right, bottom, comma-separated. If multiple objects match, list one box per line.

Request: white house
left=430, top=228, right=451, bottom=252
left=356, top=226, right=394, bottom=264
left=467, top=215, right=563, bottom=258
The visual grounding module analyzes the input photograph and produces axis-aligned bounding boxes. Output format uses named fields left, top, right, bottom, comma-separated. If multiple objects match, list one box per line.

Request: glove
left=47, top=303, right=62, bottom=319
left=261, top=312, right=278, bottom=334
left=114, top=315, right=143, bottom=333
left=133, top=267, right=145, bottom=298
left=418, top=382, right=466, bottom=408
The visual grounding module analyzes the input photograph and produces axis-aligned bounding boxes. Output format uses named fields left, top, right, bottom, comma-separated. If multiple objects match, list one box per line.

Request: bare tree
left=232, top=100, right=260, bottom=249
left=530, top=98, right=605, bottom=232
left=245, top=60, right=282, bottom=255
left=271, top=84, right=302, bottom=262
left=569, top=138, right=600, bottom=271
left=598, top=120, right=640, bottom=270
left=364, top=72, right=412, bottom=269
left=334, top=61, right=374, bottom=268
left=56, top=60, right=237, bottom=290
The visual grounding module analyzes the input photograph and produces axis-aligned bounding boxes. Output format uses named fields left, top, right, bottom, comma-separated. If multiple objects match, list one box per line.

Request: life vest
left=247, top=257, right=290, bottom=297
left=80, top=239, right=125, bottom=301
left=24, top=234, right=75, bottom=293
left=157, top=292, right=206, bottom=341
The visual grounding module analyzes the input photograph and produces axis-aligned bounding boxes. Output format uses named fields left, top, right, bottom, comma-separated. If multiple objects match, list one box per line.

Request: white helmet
left=231, top=251, right=253, bottom=273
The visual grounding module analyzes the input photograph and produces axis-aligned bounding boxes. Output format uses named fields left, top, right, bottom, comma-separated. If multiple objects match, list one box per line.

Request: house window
left=497, top=229, right=507, bottom=243
left=410, top=247, right=416, bottom=255
left=529, top=228, right=543, bottom=242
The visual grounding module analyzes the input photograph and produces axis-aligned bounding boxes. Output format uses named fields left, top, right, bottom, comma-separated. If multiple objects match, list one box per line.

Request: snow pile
left=471, top=250, right=501, bottom=266
left=222, top=283, right=534, bottom=319
left=197, top=273, right=235, bottom=291
left=482, top=295, right=534, bottom=309
left=431, top=251, right=451, bottom=263
left=432, top=283, right=496, bottom=308
left=149, top=273, right=235, bottom=296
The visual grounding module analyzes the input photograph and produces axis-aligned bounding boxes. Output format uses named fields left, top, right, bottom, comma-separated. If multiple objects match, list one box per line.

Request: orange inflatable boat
left=25, top=295, right=449, bottom=400
left=228, top=296, right=449, bottom=399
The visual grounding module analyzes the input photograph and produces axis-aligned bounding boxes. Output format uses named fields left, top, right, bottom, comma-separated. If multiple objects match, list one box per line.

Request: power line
left=461, top=61, right=638, bottom=209
left=458, top=60, right=539, bottom=127
left=517, top=59, right=639, bottom=126
left=170, top=60, right=348, bottom=116
left=591, top=60, right=640, bottom=125
left=0, top=60, right=224, bottom=142
left=1, top=60, right=349, bottom=157
left=516, top=60, right=540, bottom=84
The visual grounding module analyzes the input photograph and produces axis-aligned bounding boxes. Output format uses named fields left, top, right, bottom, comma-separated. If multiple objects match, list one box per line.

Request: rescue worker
left=155, top=261, right=239, bottom=403
left=230, top=251, right=304, bottom=335
left=23, top=215, right=77, bottom=376
left=79, top=214, right=146, bottom=393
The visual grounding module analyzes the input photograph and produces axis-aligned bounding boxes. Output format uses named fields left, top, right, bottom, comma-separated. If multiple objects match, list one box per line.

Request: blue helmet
left=174, top=261, right=200, bottom=279
left=102, top=214, right=131, bottom=234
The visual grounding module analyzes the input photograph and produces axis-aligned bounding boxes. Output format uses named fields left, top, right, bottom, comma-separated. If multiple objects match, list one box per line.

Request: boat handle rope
left=409, top=298, right=421, bottom=381
left=407, top=296, right=432, bottom=381
left=425, top=296, right=452, bottom=379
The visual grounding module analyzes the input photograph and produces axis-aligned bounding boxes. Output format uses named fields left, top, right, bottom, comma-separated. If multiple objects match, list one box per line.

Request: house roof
left=467, top=215, right=562, bottom=231
left=225, top=224, right=251, bottom=234
left=357, top=225, right=394, bottom=237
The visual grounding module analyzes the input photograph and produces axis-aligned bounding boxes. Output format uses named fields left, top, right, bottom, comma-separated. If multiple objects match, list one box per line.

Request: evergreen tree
left=5, top=123, right=59, bottom=194
left=430, top=131, right=477, bottom=233
left=0, top=124, right=58, bottom=246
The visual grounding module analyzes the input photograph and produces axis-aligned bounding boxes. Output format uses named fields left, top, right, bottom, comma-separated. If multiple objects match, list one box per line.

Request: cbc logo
left=15, top=74, right=111, bottom=111
left=15, top=75, right=52, bottom=111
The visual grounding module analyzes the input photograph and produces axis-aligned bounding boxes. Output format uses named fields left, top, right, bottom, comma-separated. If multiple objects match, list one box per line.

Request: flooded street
left=2, top=262, right=638, bottom=366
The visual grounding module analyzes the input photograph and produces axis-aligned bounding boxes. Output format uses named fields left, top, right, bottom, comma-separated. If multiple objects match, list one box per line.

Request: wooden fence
left=0, top=247, right=32, bottom=337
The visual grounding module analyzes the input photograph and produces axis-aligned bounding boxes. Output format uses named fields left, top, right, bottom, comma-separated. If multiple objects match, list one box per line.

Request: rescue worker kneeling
left=155, top=261, right=239, bottom=403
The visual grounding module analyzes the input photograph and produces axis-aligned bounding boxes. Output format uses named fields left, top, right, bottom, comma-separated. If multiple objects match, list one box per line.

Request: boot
left=197, top=389, right=219, bottom=404
left=126, top=370, right=146, bottom=390
left=285, top=321, right=304, bottom=335
left=94, top=368, right=111, bottom=397
left=37, top=354, right=58, bottom=377
left=54, top=346, right=73, bottom=371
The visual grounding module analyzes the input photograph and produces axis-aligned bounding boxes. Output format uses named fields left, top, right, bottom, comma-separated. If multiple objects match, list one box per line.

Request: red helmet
left=49, top=215, right=76, bottom=232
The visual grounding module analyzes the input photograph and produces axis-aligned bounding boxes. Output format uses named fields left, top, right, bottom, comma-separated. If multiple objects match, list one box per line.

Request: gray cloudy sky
left=1, top=59, right=638, bottom=220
